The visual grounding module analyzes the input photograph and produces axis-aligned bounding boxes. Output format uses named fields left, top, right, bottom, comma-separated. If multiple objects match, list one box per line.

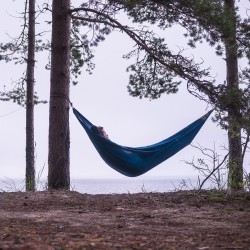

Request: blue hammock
left=73, top=108, right=212, bottom=177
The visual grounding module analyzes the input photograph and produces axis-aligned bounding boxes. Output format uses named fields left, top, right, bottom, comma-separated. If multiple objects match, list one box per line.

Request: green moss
left=207, top=192, right=227, bottom=202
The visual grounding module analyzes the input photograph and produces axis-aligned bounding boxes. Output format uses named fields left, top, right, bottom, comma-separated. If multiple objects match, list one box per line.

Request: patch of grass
left=207, top=192, right=228, bottom=203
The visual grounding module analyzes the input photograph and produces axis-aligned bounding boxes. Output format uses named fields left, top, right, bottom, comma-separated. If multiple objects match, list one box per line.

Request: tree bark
left=48, top=0, right=71, bottom=189
left=26, top=0, right=36, bottom=191
left=224, top=0, right=243, bottom=190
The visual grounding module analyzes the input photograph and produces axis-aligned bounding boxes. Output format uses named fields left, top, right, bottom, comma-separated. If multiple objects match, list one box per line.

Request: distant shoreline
left=1, top=176, right=210, bottom=194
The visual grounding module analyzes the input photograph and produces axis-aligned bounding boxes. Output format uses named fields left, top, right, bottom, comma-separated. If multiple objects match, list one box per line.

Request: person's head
left=97, top=126, right=109, bottom=138
left=91, top=125, right=109, bottom=138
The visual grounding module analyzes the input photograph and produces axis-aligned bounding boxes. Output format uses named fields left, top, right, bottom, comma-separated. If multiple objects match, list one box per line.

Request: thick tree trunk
left=48, top=0, right=71, bottom=189
left=224, top=0, right=243, bottom=190
left=26, top=0, right=36, bottom=191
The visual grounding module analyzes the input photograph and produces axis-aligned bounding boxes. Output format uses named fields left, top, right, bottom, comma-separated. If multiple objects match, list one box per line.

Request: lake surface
left=0, top=176, right=215, bottom=194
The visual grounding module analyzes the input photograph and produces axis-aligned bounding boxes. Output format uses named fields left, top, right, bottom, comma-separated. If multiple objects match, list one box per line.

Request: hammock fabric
left=73, top=108, right=212, bottom=177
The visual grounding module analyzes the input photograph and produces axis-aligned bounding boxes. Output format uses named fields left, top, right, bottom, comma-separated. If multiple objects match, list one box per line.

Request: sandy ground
left=0, top=190, right=250, bottom=249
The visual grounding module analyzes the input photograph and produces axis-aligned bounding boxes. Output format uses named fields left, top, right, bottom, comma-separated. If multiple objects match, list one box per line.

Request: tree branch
left=242, top=132, right=250, bottom=161
left=70, top=6, right=217, bottom=105
left=198, top=152, right=229, bottom=191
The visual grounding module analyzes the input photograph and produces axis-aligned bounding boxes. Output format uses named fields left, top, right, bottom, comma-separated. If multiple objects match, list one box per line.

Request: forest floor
left=0, top=190, right=250, bottom=249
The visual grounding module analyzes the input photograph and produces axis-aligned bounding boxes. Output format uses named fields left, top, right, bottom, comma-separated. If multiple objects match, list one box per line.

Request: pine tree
left=108, top=0, right=250, bottom=190
left=26, top=0, right=36, bottom=191
left=48, top=0, right=71, bottom=189
left=0, top=0, right=43, bottom=191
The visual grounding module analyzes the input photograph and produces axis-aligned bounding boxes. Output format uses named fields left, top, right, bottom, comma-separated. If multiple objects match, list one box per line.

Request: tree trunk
left=48, top=0, right=71, bottom=189
left=224, top=0, right=243, bottom=190
left=26, top=0, right=36, bottom=191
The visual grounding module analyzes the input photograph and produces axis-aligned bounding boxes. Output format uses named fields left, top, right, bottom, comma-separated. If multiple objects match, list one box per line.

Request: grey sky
left=0, top=1, right=249, bottom=181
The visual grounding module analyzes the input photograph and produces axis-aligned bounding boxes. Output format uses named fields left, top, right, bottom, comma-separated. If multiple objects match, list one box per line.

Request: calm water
left=71, top=177, right=201, bottom=194
left=0, top=177, right=208, bottom=194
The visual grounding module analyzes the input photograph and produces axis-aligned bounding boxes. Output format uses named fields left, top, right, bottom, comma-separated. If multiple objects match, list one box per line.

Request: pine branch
left=70, top=6, right=217, bottom=104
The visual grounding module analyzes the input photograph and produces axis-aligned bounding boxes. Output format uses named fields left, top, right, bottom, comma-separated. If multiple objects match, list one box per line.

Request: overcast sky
left=0, top=1, right=249, bottom=183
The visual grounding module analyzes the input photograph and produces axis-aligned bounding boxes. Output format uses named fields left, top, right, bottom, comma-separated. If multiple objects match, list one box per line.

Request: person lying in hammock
left=91, top=125, right=109, bottom=139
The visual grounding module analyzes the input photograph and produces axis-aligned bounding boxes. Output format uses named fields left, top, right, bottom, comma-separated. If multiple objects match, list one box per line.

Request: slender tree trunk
left=224, top=0, right=243, bottom=190
left=26, top=0, right=36, bottom=191
left=48, top=0, right=71, bottom=189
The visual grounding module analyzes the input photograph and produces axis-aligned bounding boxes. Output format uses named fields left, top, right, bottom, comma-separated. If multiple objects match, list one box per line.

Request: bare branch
left=198, top=152, right=229, bottom=191
left=242, top=132, right=250, bottom=161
